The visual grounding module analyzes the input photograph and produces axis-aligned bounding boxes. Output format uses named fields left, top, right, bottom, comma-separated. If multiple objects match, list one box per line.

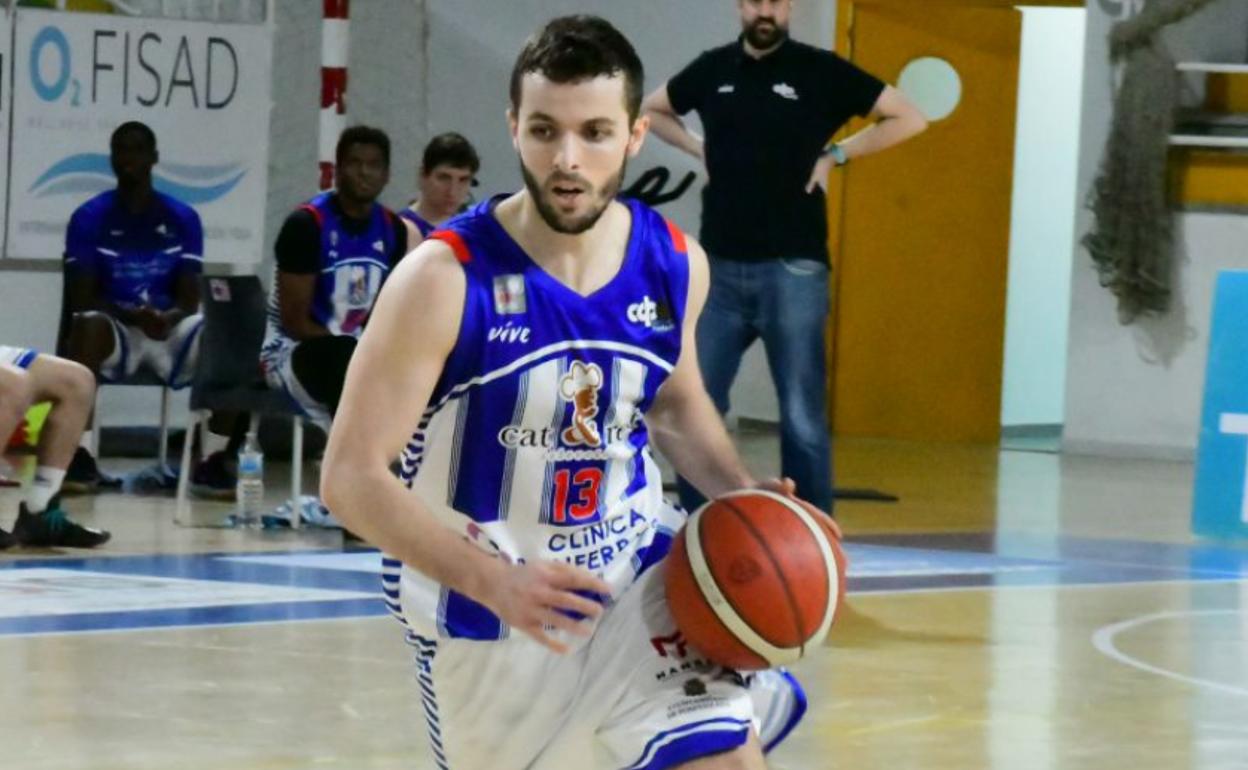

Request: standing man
left=63, top=121, right=237, bottom=497
left=261, top=126, right=408, bottom=430
left=0, top=345, right=110, bottom=549
left=322, top=16, right=825, bottom=769
left=399, top=132, right=480, bottom=242
left=644, top=0, right=928, bottom=514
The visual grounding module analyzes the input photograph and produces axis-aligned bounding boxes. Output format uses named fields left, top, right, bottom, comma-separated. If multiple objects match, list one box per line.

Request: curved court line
left=1092, top=609, right=1248, bottom=698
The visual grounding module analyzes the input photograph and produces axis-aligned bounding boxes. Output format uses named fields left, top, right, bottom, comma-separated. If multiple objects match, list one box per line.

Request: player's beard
left=744, top=18, right=788, bottom=50
left=520, top=158, right=627, bottom=235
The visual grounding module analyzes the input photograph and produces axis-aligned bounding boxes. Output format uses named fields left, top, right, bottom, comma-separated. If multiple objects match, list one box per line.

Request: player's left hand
left=754, top=477, right=842, bottom=541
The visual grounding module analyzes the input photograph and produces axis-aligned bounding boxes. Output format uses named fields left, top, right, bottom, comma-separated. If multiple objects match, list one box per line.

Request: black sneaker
left=63, top=447, right=122, bottom=494
left=0, top=526, right=15, bottom=550
left=13, top=500, right=111, bottom=548
left=191, top=450, right=237, bottom=501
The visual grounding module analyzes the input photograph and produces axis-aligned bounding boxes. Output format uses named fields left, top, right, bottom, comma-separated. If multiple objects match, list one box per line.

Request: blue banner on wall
left=1193, top=271, right=1248, bottom=539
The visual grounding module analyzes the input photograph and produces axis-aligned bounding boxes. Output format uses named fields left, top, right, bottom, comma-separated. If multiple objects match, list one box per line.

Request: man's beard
left=744, top=18, right=788, bottom=50
left=520, top=159, right=627, bottom=235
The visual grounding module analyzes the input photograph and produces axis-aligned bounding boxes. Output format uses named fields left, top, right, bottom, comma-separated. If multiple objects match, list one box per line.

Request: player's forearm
left=840, top=112, right=927, bottom=161
left=645, top=109, right=705, bottom=161
left=321, top=460, right=506, bottom=602
left=649, top=394, right=754, bottom=499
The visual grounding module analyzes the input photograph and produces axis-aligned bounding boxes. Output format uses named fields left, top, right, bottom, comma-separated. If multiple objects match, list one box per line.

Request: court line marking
left=857, top=577, right=1248, bottom=597
left=1091, top=609, right=1248, bottom=698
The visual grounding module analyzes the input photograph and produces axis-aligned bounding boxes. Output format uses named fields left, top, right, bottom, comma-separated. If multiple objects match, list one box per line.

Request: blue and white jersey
left=262, top=192, right=399, bottom=366
left=386, top=196, right=692, bottom=641
left=399, top=207, right=437, bottom=238
left=64, top=190, right=203, bottom=311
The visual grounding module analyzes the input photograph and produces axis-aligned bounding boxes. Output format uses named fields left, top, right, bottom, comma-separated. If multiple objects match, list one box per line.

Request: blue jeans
left=677, top=257, right=834, bottom=514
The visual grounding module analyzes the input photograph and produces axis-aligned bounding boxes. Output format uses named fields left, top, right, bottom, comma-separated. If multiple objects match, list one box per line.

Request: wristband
left=822, top=143, right=848, bottom=166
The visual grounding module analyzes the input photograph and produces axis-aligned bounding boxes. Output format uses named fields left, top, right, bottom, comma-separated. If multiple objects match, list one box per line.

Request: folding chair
left=174, top=275, right=306, bottom=527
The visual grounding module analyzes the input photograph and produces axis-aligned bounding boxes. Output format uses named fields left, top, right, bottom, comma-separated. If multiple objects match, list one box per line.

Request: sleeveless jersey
left=263, top=192, right=398, bottom=362
left=385, top=196, right=691, bottom=641
left=399, top=207, right=437, bottom=238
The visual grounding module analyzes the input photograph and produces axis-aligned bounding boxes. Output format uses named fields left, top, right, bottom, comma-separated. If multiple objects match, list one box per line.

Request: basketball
left=664, top=489, right=847, bottom=671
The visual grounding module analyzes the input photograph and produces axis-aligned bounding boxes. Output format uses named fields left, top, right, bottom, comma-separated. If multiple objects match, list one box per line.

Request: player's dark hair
left=509, top=15, right=645, bottom=122
left=111, top=121, right=157, bottom=151
left=336, top=125, right=391, bottom=168
left=422, top=132, right=480, bottom=175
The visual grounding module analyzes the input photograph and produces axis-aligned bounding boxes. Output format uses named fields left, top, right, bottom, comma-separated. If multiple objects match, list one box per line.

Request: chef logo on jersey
left=497, top=360, right=641, bottom=456
left=494, top=274, right=527, bottom=315
left=346, top=265, right=370, bottom=306
left=559, top=362, right=603, bottom=447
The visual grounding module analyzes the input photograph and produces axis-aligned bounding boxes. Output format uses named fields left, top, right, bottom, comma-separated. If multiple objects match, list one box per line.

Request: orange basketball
left=664, top=489, right=847, bottom=671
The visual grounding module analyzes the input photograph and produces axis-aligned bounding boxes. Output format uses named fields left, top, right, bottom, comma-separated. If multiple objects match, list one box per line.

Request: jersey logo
left=559, top=361, right=603, bottom=448
left=373, top=239, right=385, bottom=253
left=487, top=323, right=531, bottom=344
left=627, top=295, right=675, bottom=331
left=493, top=274, right=527, bottom=315
left=773, top=82, right=799, bottom=101
left=155, top=223, right=168, bottom=236
left=717, top=84, right=735, bottom=94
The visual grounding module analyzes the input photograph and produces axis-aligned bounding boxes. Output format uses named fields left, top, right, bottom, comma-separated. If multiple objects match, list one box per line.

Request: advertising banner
left=7, top=9, right=272, bottom=265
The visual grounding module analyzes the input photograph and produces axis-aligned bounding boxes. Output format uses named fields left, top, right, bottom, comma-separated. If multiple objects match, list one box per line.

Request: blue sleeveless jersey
left=399, top=207, right=436, bottom=238
left=385, top=196, right=692, bottom=641
left=266, top=192, right=398, bottom=343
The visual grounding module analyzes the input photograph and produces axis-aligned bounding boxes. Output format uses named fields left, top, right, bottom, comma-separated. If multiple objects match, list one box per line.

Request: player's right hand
left=483, top=561, right=613, bottom=655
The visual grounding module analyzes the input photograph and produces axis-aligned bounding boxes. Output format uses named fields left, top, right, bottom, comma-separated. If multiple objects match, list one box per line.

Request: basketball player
left=399, top=132, right=480, bottom=243
left=322, top=17, right=822, bottom=769
left=63, top=121, right=236, bottom=497
left=261, top=126, right=408, bottom=430
left=0, top=346, right=110, bottom=549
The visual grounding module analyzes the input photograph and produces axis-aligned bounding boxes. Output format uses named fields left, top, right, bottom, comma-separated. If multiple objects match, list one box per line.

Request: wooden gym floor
left=1, top=432, right=1245, bottom=770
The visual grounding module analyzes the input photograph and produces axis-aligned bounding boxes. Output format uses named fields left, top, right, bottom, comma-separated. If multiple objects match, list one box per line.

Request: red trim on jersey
left=664, top=218, right=688, bottom=254
left=299, top=203, right=324, bottom=228
left=431, top=230, right=473, bottom=263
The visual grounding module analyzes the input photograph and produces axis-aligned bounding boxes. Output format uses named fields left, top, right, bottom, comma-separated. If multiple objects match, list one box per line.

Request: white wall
left=1064, top=0, right=1248, bottom=458
left=1000, top=7, right=1086, bottom=427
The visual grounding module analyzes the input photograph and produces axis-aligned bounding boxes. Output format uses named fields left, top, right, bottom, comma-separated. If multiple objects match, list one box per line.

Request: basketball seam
left=719, top=489, right=838, bottom=650
left=718, top=498, right=810, bottom=657
left=693, top=504, right=768, bottom=668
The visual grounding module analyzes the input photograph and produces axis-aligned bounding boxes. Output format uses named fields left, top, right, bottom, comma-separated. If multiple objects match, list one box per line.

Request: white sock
left=26, top=466, right=67, bottom=513
left=202, top=429, right=230, bottom=456
left=79, top=430, right=94, bottom=451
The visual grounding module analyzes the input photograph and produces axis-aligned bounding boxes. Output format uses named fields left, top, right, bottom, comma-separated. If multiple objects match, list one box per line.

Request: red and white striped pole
left=319, top=0, right=350, bottom=190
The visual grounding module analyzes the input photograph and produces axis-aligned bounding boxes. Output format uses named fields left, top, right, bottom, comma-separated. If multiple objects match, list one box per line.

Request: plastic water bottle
left=234, top=432, right=265, bottom=528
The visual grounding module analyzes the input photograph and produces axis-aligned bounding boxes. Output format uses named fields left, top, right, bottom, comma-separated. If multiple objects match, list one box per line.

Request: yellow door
left=829, top=3, right=1022, bottom=442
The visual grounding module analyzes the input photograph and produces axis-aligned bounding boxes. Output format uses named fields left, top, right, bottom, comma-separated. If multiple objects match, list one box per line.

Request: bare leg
left=25, top=356, right=95, bottom=471
left=0, top=364, right=34, bottom=451
left=673, top=731, right=768, bottom=770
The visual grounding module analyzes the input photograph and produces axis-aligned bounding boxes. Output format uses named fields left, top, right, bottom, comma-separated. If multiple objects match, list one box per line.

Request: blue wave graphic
left=29, top=153, right=247, bottom=205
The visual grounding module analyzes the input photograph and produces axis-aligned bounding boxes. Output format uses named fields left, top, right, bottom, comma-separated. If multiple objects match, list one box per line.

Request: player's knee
left=69, top=313, right=114, bottom=357
left=0, top=366, right=33, bottom=419
left=63, top=360, right=96, bottom=406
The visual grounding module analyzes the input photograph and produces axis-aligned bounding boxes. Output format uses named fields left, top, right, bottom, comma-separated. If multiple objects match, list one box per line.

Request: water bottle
left=234, top=432, right=265, bottom=528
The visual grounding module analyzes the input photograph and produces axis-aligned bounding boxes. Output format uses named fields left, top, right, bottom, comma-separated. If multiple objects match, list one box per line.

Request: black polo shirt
left=668, top=38, right=884, bottom=262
